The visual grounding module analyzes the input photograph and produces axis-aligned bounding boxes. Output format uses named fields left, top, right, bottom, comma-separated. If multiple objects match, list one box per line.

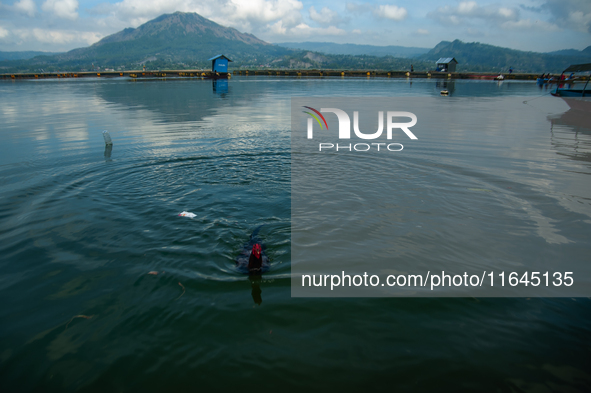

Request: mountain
left=3, top=12, right=292, bottom=71
left=418, top=40, right=591, bottom=73
left=0, top=51, right=62, bottom=61
left=546, top=46, right=591, bottom=57
left=275, top=42, right=429, bottom=58
left=2, top=13, right=590, bottom=73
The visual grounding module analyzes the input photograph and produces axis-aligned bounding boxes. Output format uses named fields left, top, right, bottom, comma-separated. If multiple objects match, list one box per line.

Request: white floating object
left=102, top=130, right=113, bottom=145
left=178, top=211, right=197, bottom=218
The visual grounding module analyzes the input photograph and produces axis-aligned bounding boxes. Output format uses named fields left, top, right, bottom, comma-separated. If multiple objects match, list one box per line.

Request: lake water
left=0, top=77, right=590, bottom=391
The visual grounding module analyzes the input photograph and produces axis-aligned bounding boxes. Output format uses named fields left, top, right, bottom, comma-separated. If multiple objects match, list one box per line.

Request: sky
left=0, top=0, right=589, bottom=53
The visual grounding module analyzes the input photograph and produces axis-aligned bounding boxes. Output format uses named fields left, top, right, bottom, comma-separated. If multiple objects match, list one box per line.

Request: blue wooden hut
left=209, top=55, right=232, bottom=73
left=436, top=58, right=458, bottom=72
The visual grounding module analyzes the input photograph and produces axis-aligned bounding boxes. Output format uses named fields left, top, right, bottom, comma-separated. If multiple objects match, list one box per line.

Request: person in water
left=248, top=243, right=263, bottom=274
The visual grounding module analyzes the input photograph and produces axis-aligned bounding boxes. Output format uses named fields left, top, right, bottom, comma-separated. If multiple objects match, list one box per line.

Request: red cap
left=252, top=244, right=261, bottom=258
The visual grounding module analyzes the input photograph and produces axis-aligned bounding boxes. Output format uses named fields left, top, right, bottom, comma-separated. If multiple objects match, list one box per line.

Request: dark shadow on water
left=249, top=275, right=262, bottom=305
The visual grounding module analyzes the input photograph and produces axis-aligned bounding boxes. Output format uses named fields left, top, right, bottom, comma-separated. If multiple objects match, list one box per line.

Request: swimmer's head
left=252, top=244, right=261, bottom=258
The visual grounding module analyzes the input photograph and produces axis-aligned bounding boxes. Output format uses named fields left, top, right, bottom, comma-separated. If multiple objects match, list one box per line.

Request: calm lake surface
left=0, top=77, right=590, bottom=391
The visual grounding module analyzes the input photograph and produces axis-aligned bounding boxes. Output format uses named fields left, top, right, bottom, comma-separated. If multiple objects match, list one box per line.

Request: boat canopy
left=562, top=63, right=591, bottom=73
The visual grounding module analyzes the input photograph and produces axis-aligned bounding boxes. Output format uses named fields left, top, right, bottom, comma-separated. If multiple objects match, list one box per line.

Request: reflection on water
left=249, top=275, right=263, bottom=305
left=549, top=104, right=591, bottom=164
left=91, top=78, right=254, bottom=123
left=213, top=79, right=229, bottom=96
left=104, top=144, right=113, bottom=161
left=435, top=80, right=455, bottom=95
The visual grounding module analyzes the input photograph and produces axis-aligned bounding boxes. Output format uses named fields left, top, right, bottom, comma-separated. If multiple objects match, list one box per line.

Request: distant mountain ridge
left=275, top=42, right=429, bottom=58
left=418, top=40, right=591, bottom=73
left=546, top=46, right=591, bottom=57
left=0, top=51, right=62, bottom=61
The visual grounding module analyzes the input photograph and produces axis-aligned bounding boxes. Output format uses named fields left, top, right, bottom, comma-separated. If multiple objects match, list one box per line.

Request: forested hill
left=276, top=42, right=429, bottom=58
left=418, top=40, right=591, bottom=73
left=0, top=51, right=62, bottom=61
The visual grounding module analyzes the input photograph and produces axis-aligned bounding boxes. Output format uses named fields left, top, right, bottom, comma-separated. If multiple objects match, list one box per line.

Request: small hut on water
left=435, top=58, right=458, bottom=72
left=209, top=55, right=232, bottom=73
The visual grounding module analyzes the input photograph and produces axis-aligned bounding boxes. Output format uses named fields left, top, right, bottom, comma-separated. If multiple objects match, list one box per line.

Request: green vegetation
left=419, top=40, right=591, bottom=73
left=0, top=51, right=62, bottom=61
left=275, top=42, right=429, bottom=58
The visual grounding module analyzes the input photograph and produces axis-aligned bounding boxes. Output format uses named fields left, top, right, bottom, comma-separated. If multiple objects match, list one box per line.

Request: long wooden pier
left=0, top=69, right=544, bottom=80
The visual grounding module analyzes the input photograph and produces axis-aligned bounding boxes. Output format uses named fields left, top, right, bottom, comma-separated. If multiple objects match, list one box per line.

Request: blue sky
left=0, top=0, right=589, bottom=53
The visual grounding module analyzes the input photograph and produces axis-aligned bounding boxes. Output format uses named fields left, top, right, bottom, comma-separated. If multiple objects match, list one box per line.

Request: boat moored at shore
left=551, top=63, right=591, bottom=98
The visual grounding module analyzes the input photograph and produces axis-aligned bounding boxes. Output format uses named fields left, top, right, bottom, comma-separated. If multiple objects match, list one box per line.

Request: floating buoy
left=102, top=130, right=113, bottom=145
left=440, top=90, right=449, bottom=96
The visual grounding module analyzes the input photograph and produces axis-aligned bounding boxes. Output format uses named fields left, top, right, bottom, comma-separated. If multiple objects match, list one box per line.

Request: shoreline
left=0, top=69, right=549, bottom=81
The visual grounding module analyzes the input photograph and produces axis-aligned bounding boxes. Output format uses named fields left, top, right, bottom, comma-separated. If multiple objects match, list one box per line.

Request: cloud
left=465, top=27, right=484, bottom=36
left=501, top=18, right=560, bottom=32
left=416, top=28, right=429, bottom=35
left=0, top=26, right=9, bottom=38
left=348, top=1, right=409, bottom=21
left=372, top=4, right=407, bottom=21
left=309, top=6, right=342, bottom=26
left=13, top=27, right=101, bottom=45
left=428, top=1, right=561, bottom=33
left=269, top=21, right=345, bottom=37
left=42, top=0, right=79, bottom=20
left=541, top=0, right=591, bottom=34
left=13, top=0, right=36, bottom=17
left=269, top=20, right=287, bottom=34
left=428, top=1, right=519, bottom=26
left=219, top=0, right=303, bottom=27
left=345, top=3, right=368, bottom=14
left=93, top=0, right=304, bottom=35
